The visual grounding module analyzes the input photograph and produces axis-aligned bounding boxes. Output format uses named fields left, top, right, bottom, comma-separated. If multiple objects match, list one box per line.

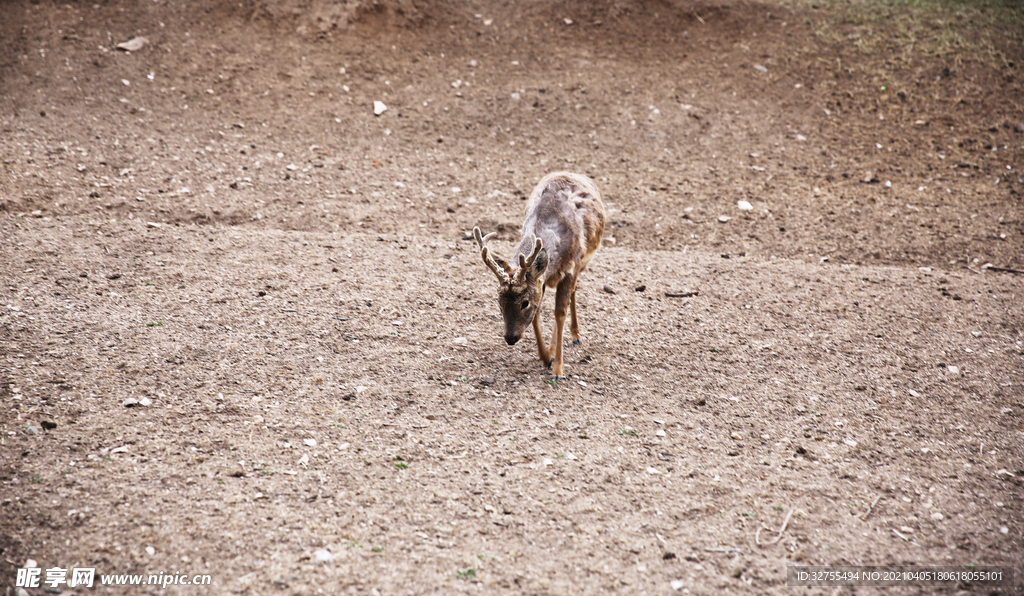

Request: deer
left=473, top=172, right=607, bottom=379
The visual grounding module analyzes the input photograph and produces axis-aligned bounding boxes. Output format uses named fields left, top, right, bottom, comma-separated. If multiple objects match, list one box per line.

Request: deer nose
left=505, top=334, right=520, bottom=346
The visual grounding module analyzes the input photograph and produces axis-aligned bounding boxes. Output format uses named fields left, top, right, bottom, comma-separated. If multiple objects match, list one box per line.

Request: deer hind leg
left=532, top=306, right=552, bottom=369
left=550, top=279, right=573, bottom=379
left=569, top=289, right=581, bottom=345
left=570, top=259, right=593, bottom=345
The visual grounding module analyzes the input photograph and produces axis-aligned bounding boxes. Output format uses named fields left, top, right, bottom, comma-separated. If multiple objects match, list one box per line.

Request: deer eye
left=521, top=300, right=530, bottom=310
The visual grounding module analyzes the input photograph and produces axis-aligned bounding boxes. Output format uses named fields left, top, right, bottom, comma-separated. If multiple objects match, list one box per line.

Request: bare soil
left=2, top=0, right=1023, bottom=593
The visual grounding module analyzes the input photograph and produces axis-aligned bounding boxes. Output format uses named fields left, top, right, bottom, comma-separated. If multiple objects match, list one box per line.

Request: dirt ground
left=2, top=0, right=1023, bottom=593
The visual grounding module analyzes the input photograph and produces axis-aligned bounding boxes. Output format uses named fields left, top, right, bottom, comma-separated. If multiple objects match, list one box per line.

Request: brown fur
left=474, top=172, right=606, bottom=378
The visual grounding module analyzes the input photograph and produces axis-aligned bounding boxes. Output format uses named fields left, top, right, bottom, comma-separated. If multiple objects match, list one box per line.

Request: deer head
left=473, top=226, right=548, bottom=345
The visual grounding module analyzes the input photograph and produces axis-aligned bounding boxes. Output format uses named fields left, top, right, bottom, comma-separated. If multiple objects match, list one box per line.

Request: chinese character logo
left=16, top=566, right=94, bottom=588
left=15, top=567, right=41, bottom=588
left=70, top=567, right=96, bottom=588
left=45, top=567, right=68, bottom=588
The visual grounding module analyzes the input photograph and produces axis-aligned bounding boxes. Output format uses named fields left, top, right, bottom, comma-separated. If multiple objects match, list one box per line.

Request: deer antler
left=514, top=236, right=544, bottom=284
left=474, top=226, right=511, bottom=284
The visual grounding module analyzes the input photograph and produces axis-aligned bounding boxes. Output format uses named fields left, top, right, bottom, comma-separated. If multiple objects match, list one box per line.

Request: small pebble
left=718, top=215, right=731, bottom=223
left=145, top=546, right=156, bottom=556
left=453, top=337, right=468, bottom=346
left=671, top=579, right=685, bottom=590
left=314, top=549, right=334, bottom=563
left=1000, top=527, right=1009, bottom=535
left=373, top=101, right=387, bottom=115
left=116, top=36, right=148, bottom=52
left=303, top=438, right=317, bottom=447
left=737, top=200, right=753, bottom=211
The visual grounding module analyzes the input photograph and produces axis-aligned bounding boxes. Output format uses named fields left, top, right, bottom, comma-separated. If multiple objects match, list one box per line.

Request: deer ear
left=531, top=249, right=548, bottom=278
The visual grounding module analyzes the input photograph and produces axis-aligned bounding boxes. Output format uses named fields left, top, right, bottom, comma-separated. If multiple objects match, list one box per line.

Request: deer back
left=517, top=172, right=606, bottom=288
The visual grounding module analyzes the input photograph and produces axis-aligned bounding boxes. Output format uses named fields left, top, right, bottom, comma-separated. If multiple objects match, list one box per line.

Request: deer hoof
left=571, top=339, right=582, bottom=345
left=552, top=375, right=567, bottom=381
left=546, top=358, right=554, bottom=369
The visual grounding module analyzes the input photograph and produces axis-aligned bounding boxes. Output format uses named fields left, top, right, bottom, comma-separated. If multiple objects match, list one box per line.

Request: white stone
left=116, top=37, right=149, bottom=52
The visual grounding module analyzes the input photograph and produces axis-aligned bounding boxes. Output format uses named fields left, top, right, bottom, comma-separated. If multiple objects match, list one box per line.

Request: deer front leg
left=550, top=279, right=573, bottom=379
left=569, top=289, right=581, bottom=345
left=532, top=307, right=551, bottom=369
